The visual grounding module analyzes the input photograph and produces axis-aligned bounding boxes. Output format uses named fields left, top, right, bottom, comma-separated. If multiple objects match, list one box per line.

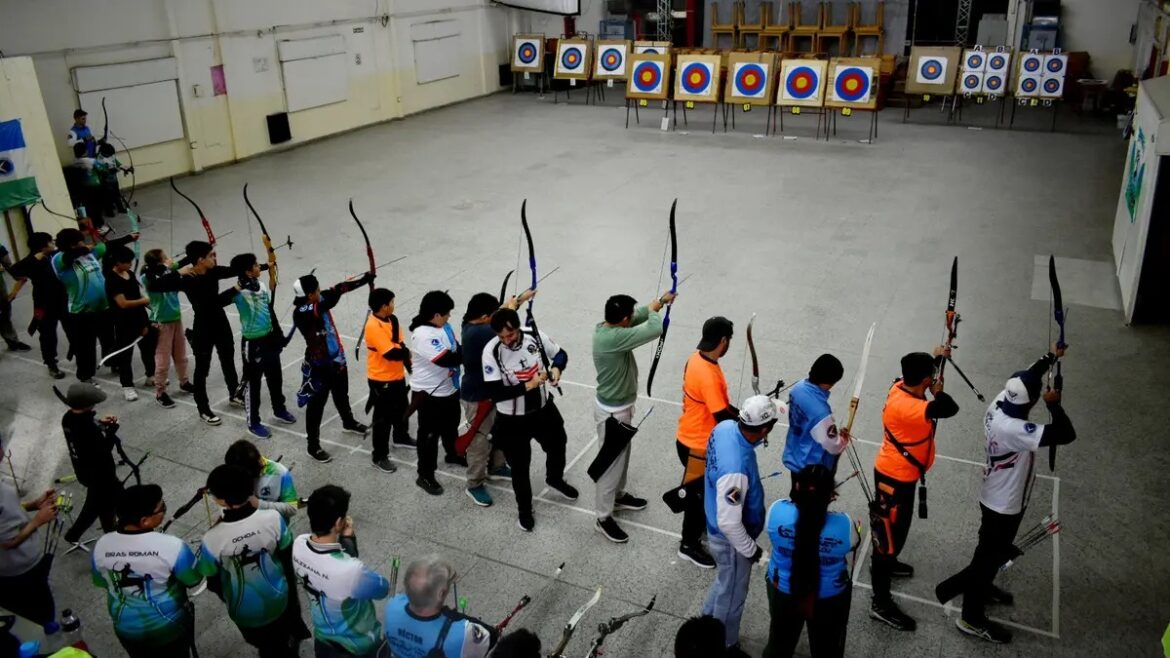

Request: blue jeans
left=702, top=534, right=755, bottom=647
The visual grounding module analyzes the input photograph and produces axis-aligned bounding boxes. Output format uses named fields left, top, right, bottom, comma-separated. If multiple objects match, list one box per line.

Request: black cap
left=696, top=316, right=734, bottom=351
left=73, top=109, right=87, bottom=119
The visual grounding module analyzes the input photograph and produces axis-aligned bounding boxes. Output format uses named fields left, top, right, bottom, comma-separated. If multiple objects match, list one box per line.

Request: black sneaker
left=6, top=341, right=32, bottom=352
left=444, top=454, right=468, bottom=467
left=156, top=393, right=176, bottom=409
left=343, top=422, right=369, bottom=436
left=518, top=511, right=535, bottom=532
left=416, top=476, right=444, bottom=496
left=393, top=437, right=418, bottom=450
left=956, top=617, right=1012, bottom=644
left=199, top=410, right=222, bottom=426
left=987, top=584, right=1014, bottom=606
left=372, top=458, right=397, bottom=473
left=228, top=395, right=245, bottom=408
left=614, top=493, right=648, bottom=511
left=890, top=560, right=915, bottom=578
left=677, top=543, right=716, bottom=569
left=48, top=366, right=66, bottom=380
left=307, top=447, right=333, bottom=463
left=546, top=479, right=578, bottom=501
left=596, top=517, right=629, bottom=544
left=870, top=599, right=917, bottom=631
left=179, top=381, right=196, bottom=395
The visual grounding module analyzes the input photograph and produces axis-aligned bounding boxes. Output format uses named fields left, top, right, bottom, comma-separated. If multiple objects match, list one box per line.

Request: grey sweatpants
left=593, top=402, right=634, bottom=518
left=461, top=399, right=506, bottom=488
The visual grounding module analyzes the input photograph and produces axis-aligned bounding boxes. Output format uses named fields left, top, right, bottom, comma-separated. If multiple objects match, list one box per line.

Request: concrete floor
left=2, top=92, right=1166, bottom=657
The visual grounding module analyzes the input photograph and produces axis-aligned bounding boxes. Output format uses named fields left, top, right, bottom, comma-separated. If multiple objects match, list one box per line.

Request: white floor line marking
left=851, top=581, right=1059, bottom=639
left=1051, top=476, right=1061, bottom=638
left=536, top=434, right=598, bottom=500
left=321, top=394, right=371, bottom=429
left=851, top=528, right=871, bottom=586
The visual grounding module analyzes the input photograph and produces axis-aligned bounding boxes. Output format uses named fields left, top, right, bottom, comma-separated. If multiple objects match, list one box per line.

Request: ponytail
left=790, top=465, right=835, bottom=601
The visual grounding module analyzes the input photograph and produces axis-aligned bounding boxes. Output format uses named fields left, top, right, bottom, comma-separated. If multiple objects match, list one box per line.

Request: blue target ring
left=986, top=75, right=1003, bottom=91
left=1023, top=56, right=1042, bottom=73
left=560, top=47, right=583, bottom=71
left=920, top=59, right=944, bottom=80
left=681, top=63, right=712, bottom=94
left=1043, top=78, right=1061, bottom=93
left=734, top=64, right=767, bottom=96
left=834, top=67, right=871, bottom=102
left=600, top=48, right=623, bottom=72
left=518, top=42, right=538, bottom=64
left=966, top=53, right=984, bottom=69
left=1020, top=77, right=1038, bottom=93
left=988, top=54, right=1007, bottom=71
left=643, top=48, right=660, bottom=55
left=1046, top=57, right=1064, bottom=74
left=633, top=62, right=662, bottom=92
left=785, top=66, right=819, bottom=99
left=962, top=74, right=981, bottom=90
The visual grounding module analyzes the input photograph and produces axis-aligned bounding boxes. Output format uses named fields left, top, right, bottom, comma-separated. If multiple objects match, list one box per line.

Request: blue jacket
left=384, top=594, right=492, bottom=657
left=783, top=379, right=840, bottom=472
left=765, top=500, right=853, bottom=598
left=704, top=420, right=766, bottom=558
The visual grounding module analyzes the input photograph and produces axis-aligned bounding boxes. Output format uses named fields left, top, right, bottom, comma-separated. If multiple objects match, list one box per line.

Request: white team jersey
left=93, top=531, right=191, bottom=583
left=201, top=508, right=285, bottom=560
left=980, top=391, right=1043, bottom=515
left=409, top=324, right=459, bottom=397
left=481, top=328, right=561, bottom=417
left=291, top=534, right=367, bottom=600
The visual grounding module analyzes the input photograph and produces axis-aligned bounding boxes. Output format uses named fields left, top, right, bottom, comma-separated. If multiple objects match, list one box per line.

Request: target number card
left=594, top=40, right=631, bottom=80
left=905, top=46, right=960, bottom=96
left=826, top=57, right=878, bottom=109
left=725, top=53, right=776, bottom=106
left=626, top=53, right=671, bottom=101
left=674, top=54, right=723, bottom=103
left=512, top=35, right=545, bottom=73
left=554, top=39, right=592, bottom=80
left=778, top=59, right=828, bottom=107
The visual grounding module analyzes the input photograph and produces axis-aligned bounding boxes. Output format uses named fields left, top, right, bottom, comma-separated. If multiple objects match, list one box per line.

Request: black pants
left=939, top=504, right=1025, bottom=622
left=36, top=309, right=63, bottom=368
left=763, top=583, right=851, bottom=658
left=238, top=615, right=298, bottom=658
left=870, top=470, right=916, bottom=603
left=304, top=362, right=357, bottom=450
left=676, top=441, right=707, bottom=547
left=416, top=393, right=460, bottom=478
left=369, top=379, right=410, bottom=461
left=117, top=609, right=196, bottom=658
left=494, top=402, right=568, bottom=515
left=242, top=334, right=287, bottom=425
left=62, top=311, right=114, bottom=382
left=314, top=638, right=390, bottom=658
left=190, top=318, right=239, bottom=413
left=114, top=324, right=157, bottom=387
left=64, top=477, right=123, bottom=543
left=0, top=555, right=55, bottom=625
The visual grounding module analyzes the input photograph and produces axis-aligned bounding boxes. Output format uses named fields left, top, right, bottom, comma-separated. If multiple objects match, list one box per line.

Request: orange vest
left=875, top=381, right=936, bottom=483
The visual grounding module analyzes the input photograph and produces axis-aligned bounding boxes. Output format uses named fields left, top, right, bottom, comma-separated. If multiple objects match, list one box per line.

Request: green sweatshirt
left=592, top=305, right=664, bottom=407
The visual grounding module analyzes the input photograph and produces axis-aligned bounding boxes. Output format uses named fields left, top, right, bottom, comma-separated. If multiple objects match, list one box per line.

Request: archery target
left=915, top=57, right=949, bottom=84
left=1016, top=74, right=1041, bottom=97
left=674, top=55, right=722, bottom=102
left=512, top=36, right=544, bottom=72
left=632, top=61, right=663, bottom=93
left=1041, top=76, right=1065, bottom=97
left=984, top=72, right=1006, bottom=94
left=960, top=72, right=984, bottom=94
left=634, top=41, right=671, bottom=55
left=733, top=63, right=769, bottom=98
left=963, top=50, right=986, bottom=72
left=986, top=52, right=1011, bottom=73
left=554, top=40, right=591, bottom=79
left=594, top=41, right=629, bottom=79
left=626, top=54, right=670, bottom=100
left=778, top=59, right=827, bottom=106
left=1021, top=53, right=1044, bottom=74
left=559, top=46, right=584, bottom=72
left=830, top=66, right=872, bottom=103
left=1044, top=54, right=1068, bottom=75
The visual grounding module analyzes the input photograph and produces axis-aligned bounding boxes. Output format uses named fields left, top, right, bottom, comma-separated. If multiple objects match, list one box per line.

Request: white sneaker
left=122, top=387, right=138, bottom=401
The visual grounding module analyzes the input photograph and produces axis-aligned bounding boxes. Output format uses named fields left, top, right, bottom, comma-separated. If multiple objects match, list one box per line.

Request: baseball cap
left=696, top=316, right=734, bottom=351
left=739, top=394, right=781, bottom=427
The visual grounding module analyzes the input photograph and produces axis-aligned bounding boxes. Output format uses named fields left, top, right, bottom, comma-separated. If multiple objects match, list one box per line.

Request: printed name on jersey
left=232, top=531, right=261, bottom=543
left=291, top=556, right=330, bottom=581
left=104, top=550, right=161, bottom=558
left=396, top=627, right=424, bottom=644
left=725, top=487, right=743, bottom=505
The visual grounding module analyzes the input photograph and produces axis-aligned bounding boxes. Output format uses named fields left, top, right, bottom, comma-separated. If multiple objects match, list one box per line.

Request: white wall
left=1061, top=0, right=1141, bottom=78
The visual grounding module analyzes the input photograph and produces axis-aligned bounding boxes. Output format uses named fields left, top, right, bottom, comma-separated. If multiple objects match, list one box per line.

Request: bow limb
left=747, top=313, right=761, bottom=395
left=101, top=97, right=136, bottom=204
left=645, top=199, right=678, bottom=397
left=170, top=177, right=216, bottom=245
left=498, top=270, right=514, bottom=306
left=349, top=200, right=379, bottom=359
left=843, top=322, right=877, bottom=436
left=243, top=184, right=278, bottom=289
left=1047, top=255, right=1065, bottom=471
left=520, top=200, right=562, bottom=396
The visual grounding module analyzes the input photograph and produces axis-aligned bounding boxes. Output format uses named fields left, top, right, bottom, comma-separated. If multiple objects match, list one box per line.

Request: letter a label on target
left=625, top=53, right=670, bottom=101
left=511, top=35, right=545, bottom=73
left=826, top=57, right=878, bottom=110
left=594, top=40, right=631, bottom=80
left=554, top=39, right=592, bottom=80
left=778, top=59, right=827, bottom=107
left=726, top=53, right=776, bottom=106
left=674, top=55, right=722, bottom=103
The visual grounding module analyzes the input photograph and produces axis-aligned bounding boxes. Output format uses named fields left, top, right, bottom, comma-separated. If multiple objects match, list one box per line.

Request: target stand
left=952, top=92, right=1009, bottom=129
left=1009, top=97, right=1060, bottom=132
left=511, top=35, right=550, bottom=97
left=902, top=93, right=960, bottom=125
left=624, top=53, right=672, bottom=129
left=827, top=106, right=879, bottom=142
left=552, top=37, right=594, bottom=106
left=771, top=105, right=830, bottom=140
left=672, top=98, right=724, bottom=133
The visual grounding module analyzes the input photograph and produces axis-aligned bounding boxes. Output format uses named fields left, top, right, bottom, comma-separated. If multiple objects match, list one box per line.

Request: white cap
left=739, top=395, right=781, bottom=427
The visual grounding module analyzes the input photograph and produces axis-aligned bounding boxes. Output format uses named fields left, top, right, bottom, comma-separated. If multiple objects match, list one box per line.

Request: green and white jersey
left=292, top=535, right=390, bottom=655
left=91, top=530, right=202, bottom=646
left=256, top=458, right=299, bottom=520
left=234, top=279, right=274, bottom=340
left=51, top=244, right=109, bottom=314
left=197, top=508, right=292, bottom=628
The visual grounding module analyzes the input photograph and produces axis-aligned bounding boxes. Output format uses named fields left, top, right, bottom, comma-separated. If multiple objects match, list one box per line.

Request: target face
left=1043, top=77, right=1063, bottom=95
left=512, top=37, right=543, bottom=71
left=600, top=48, right=623, bottom=72
left=779, top=59, right=827, bottom=105
left=916, top=57, right=947, bottom=83
left=518, top=42, right=538, bottom=64
left=985, top=74, right=1004, bottom=92
left=965, top=52, right=986, bottom=71
left=680, top=62, right=713, bottom=95
left=733, top=63, right=768, bottom=98
left=1045, top=55, right=1066, bottom=74
left=786, top=66, right=818, bottom=98
left=560, top=47, right=583, bottom=71
left=831, top=66, right=872, bottom=103
left=1018, top=76, right=1040, bottom=95
left=1022, top=54, right=1043, bottom=73
left=632, top=61, right=663, bottom=93
left=961, top=73, right=983, bottom=93
left=987, top=53, right=1009, bottom=73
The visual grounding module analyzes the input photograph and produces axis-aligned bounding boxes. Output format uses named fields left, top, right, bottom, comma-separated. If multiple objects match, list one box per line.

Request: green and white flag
left=0, top=119, right=41, bottom=211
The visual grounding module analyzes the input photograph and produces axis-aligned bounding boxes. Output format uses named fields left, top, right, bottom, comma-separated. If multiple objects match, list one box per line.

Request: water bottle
left=40, top=621, right=61, bottom=653
left=60, top=609, right=88, bottom=651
